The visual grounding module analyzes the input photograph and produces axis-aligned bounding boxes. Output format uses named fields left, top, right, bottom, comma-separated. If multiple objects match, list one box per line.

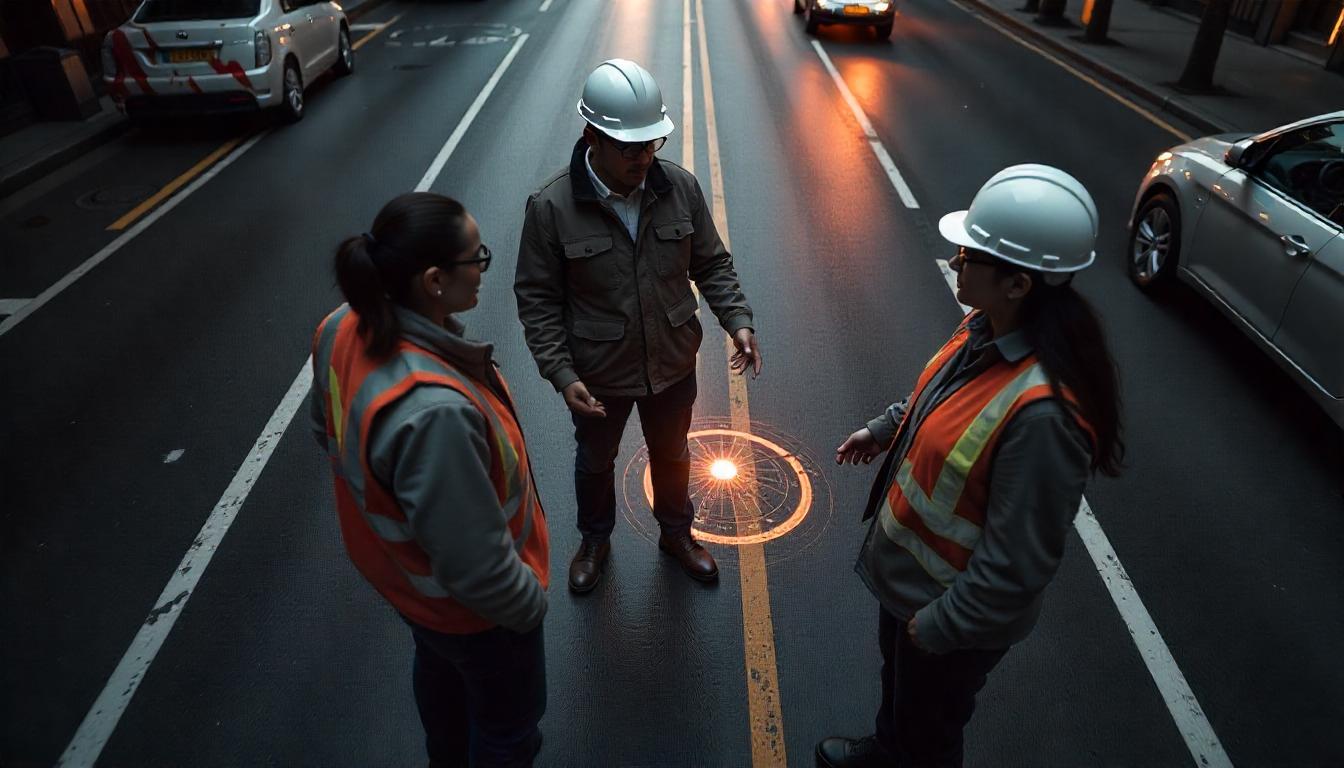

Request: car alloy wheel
left=335, top=27, right=353, bottom=76
left=1129, top=194, right=1179, bottom=288
left=283, top=60, right=304, bottom=121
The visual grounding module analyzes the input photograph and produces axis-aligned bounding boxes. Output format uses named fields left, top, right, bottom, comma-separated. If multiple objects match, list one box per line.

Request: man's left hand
left=730, top=328, right=762, bottom=378
left=907, top=616, right=923, bottom=650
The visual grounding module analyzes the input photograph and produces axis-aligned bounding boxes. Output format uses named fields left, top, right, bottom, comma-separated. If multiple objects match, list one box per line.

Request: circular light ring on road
left=638, top=428, right=813, bottom=546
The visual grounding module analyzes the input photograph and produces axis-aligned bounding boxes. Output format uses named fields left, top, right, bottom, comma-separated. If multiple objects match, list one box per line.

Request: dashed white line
left=809, top=40, right=918, bottom=208
left=58, top=362, right=313, bottom=768
left=163, top=449, right=185, bottom=464
left=539, top=0, right=555, bottom=11
left=416, top=33, right=530, bottom=192
left=0, top=132, right=267, bottom=339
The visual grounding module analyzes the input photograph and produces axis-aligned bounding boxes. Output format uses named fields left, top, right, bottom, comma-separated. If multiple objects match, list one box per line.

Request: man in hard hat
left=514, top=59, right=761, bottom=593
left=820, top=165, right=1124, bottom=767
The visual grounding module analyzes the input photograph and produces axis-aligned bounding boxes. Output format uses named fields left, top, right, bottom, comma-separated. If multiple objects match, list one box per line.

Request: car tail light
left=255, top=30, right=271, bottom=68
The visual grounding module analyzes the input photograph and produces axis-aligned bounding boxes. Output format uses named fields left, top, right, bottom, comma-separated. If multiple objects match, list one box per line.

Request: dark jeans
left=571, top=372, right=697, bottom=540
left=875, top=607, right=1008, bottom=768
left=405, top=619, right=546, bottom=768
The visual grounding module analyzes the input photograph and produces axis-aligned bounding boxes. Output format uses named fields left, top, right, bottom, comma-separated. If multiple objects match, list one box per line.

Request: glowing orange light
left=1331, top=8, right=1344, bottom=46
left=709, top=459, right=738, bottom=481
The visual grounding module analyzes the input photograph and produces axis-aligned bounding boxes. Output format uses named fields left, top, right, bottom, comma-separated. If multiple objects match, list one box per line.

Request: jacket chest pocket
left=652, top=219, right=694, bottom=279
left=562, top=234, right=621, bottom=292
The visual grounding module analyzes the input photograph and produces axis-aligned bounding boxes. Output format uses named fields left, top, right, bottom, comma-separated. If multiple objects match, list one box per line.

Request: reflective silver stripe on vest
left=882, top=362, right=1052, bottom=583
left=879, top=510, right=961, bottom=588
left=363, top=510, right=415, bottom=542
left=401, top=567, right=451, bottom=599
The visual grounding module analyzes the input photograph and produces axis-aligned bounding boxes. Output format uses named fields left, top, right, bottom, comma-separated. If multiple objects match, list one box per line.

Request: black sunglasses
left=604, top=135, right=667, bottom=160
left=453, top=244, right=492, bottom=272
left=953, top=246, right=1001, bottom=268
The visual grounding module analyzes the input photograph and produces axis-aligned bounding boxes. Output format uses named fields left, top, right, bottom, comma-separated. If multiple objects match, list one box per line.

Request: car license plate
left=167, top=48, right=217, bottom=64
left=843, top=4, right=871, bottom=14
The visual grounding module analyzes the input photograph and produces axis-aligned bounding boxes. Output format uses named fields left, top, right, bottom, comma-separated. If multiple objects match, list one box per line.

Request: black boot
left=815, top=735, right=895, bottom=768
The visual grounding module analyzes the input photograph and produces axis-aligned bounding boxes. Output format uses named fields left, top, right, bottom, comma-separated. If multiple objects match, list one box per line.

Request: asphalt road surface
left=3, top=0, right=1342, bottom=766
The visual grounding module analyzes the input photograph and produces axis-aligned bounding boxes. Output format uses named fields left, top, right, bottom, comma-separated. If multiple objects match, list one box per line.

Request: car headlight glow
left=875, top=1, right=891, bottom=10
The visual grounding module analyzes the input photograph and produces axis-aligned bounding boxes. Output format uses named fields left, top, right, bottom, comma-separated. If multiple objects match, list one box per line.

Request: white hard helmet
left=577, top=59, right=674, bottom=143
left=939, top=164, right=1098, bottom=283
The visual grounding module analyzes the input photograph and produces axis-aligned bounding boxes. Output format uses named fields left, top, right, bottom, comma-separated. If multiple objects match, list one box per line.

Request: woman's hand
left=835, top=427, right=884, bottom=465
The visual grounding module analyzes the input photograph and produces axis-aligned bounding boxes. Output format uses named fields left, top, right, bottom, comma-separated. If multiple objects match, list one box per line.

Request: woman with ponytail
left=310, top=192, right=549, bottom=768
left=819, top=166, right=1124, bottom=768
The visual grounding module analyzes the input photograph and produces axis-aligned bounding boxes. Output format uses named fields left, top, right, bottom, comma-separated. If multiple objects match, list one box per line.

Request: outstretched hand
left=730, top=328, right=762, bottom=378
left=835, top=427, right=884, bottom=465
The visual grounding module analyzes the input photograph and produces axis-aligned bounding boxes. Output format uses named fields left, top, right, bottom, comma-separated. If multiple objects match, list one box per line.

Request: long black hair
left=334, top=192, right=472, bottom=359
left=1004, top=271, right=1126, bottom=476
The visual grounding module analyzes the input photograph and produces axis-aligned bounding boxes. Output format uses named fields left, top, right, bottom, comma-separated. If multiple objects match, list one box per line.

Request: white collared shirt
left=585, top=148, right=643, bottom=243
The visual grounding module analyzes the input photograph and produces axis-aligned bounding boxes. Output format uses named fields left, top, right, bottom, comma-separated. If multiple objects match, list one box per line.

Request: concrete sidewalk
left=961, top=0, right=1343, bottom=135
left=0, top=0, right=391, bottom=200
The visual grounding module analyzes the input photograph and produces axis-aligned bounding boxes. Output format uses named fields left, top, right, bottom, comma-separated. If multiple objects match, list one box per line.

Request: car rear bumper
left=105, top=66, right=280, bottom=113
left=810, top=3, right=896, bottom=23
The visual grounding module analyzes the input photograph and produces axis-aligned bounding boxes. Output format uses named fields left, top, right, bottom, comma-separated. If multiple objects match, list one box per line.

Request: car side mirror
left=1224, top=139, right=1255, bottom=169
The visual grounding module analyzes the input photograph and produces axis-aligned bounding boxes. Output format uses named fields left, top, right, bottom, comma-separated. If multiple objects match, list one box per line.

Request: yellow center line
left=353, top=11, right=403, bottom=50
left=692, top=0, right=787, bottom=763
left=946, top=0, right=1193, bottom=142
left=107, top=137, right=244, bottom=231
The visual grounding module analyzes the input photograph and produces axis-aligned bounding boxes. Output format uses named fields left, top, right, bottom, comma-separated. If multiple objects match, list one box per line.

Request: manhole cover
left=385, top=23, right=521, bottom=48
left=76, top=185, right=156, bottom=210
left=621, top=418, right=833, bottom=563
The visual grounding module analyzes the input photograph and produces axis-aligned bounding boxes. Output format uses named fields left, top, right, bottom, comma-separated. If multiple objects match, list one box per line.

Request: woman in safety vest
left=309, top=192, right=549, bottom=768
left=817, top=165, right=1124, bottom=768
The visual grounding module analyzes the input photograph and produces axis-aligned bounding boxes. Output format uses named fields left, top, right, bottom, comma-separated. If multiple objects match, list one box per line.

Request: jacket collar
left=569, top=137, right=672, bottom=203
left=966, top=311, right=1034, bottom=363
left=393, top=305, right=495, bottom=381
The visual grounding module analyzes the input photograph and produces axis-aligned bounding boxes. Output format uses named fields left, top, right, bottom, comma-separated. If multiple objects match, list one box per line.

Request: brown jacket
left=514, top=139, right=754, bottom=398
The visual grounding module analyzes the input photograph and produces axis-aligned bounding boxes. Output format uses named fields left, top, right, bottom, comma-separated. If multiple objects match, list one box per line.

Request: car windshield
left=135, top=0, right=261, bottom=22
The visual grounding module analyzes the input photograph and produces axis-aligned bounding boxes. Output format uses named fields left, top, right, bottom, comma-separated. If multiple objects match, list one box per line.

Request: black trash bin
left=12, top=47, right=101, bottom=121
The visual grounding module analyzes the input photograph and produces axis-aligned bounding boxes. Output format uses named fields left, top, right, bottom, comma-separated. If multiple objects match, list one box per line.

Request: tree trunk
left=1177, top=0, right=1231, bottom=91
left=1083, top=0, right=1115, bottom=42
left=1036, top=0, right=1067, bottom=23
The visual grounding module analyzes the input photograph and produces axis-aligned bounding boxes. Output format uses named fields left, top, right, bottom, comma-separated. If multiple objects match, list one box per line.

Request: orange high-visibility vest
left=879, top=314, right=1093, bottom=587
left=312, top=305, right=549, bottom=634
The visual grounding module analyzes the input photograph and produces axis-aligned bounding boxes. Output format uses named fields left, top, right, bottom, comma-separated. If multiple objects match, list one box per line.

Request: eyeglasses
left=951, top=246, right=1000, bottom=269
left=453, top=244, right=492, bottom=272
left=605, top=135, right=667, bottom=160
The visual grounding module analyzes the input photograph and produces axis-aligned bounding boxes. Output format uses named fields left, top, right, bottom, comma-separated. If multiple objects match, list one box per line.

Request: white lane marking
left=415, top=34, right=530, bottom=192
left=681, top=0, right=694, bottom=174
left=538, top=0, right=554, bottom=11
left=0, top=133, right=267, bottom=339
left=163, top=449, right=185, bottom=464
left=348, top=22, right=384, bottom=31
left=932, top=267, right=1231, bottom=768
left=942, top=0, right=1192, bottom=142
left=809, top=40, right=918, bottom=209
left=58, top=362, right=313, bottom=768
left=0, top=298, right=31, bottom=315
left=1074, top=501, right=1232, bottom=767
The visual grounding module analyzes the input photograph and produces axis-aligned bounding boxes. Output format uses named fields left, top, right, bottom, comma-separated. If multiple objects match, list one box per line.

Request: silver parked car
left=1128, top=110, right=1344, bottom=427
left=102, top=0, right=353, bottom=123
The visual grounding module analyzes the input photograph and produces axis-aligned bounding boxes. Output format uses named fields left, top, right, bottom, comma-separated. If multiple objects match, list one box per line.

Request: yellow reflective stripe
left=887, top=362, right=1050, bottom=556
left=894, top=460, right=982, bottom=549
left=935, top=363, right=1050, bottom=513
left=878, top=502, right=960, bottom=588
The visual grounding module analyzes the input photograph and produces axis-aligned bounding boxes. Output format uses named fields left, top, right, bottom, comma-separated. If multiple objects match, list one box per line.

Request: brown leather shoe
left=568, top=539, right=610, bottom=593
left=658, top=531, right=718, bottom=582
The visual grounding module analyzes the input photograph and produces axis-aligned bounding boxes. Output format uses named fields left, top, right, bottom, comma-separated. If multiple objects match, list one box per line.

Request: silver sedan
left=1128, top=110, right=1344, bottom=428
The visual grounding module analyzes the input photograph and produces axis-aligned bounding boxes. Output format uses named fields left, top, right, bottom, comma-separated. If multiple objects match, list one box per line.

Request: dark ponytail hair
left=1007, top=273, right=1126, bottom=476
left=334, top=192, right=473, bottom=359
